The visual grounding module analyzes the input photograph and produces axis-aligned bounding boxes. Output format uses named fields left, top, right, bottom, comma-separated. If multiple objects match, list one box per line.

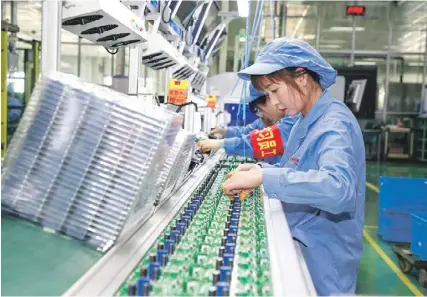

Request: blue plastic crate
left=378, top=177, right=427, bottom=243
left=379, top=176, right=427, bottom=209
left=378, top=209, right=412, bottom=243
left=411, top=213, right=427, bottom=260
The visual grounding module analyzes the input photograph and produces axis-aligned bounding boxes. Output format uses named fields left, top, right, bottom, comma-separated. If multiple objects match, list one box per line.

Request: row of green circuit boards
left=116, top=157, right=272, bottom=296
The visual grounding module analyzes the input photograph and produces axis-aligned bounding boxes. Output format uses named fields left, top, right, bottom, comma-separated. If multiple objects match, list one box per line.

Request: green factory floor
left=356, top=161, right=427, bottom=296
left=1, top=161, right=427, bottom=296
left=1, top=215, right=102, bottom=296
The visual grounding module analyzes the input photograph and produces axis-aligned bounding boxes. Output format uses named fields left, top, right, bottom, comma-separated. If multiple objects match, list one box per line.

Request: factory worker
left=210, top=85, right=281, bottom=139
left=222, top=37, right=366, bottom=296
left=8, top=84, right=23, bottom=122
left=198, top=84, right=300, bottom=164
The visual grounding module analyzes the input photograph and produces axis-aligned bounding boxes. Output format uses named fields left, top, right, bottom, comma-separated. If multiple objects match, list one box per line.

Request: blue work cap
left=238, top=37, right=337, bottom=90
left=247, top=83, right=266, bottom=103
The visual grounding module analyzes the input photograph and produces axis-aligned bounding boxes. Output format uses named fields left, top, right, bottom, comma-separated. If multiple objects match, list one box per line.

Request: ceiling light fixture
left=354, top=61, right=377, bottom=66
left=237, top=0, right=249, bottom=18
left=319, top=44, right=342, bottom=49
left=408, top=62, right=426, bottom=67
left=327, top=26, right=365, bottom=32
left=300, top=34, right=315, bottom=40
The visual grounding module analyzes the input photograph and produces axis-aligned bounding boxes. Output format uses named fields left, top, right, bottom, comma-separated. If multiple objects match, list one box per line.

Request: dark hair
left=251, top=67, right=321, bottom=94
left=249, top=95, right=267, bottom=114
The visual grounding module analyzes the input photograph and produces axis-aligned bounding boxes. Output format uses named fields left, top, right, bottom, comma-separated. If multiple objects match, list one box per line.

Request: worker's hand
left=226, top=163, right=258, bottom=179
left=211, top=126, right=227, bottom=137
left=236, top=163, right=260, bottom=172
left=222, top=165, right=262, bottom=196
left=197, top=139, right=222, bottom=153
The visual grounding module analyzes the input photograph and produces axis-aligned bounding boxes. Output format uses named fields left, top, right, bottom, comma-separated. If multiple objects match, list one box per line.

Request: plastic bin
left=379, top=176, right=427, bottom=209
left=378, top=209, right=412, bottom=243
left=378, top=177, right=427, bottom=243
left=411, top=213, right=427, bottom=261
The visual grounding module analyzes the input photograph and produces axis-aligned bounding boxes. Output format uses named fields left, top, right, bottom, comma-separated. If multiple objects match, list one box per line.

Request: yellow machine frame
left=1, top=30, right=8, bottom=157
left=23, top=40, right=41, bottom=104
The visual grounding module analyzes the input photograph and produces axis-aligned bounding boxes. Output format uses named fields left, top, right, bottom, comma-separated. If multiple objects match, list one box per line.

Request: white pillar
left=41, top=0, right=62, bottom=74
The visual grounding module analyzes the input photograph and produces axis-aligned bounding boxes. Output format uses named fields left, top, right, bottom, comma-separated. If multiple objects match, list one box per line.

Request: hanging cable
left=236, top=0, right=252, bottom=125
left=230, top=0, right=265, bottom=97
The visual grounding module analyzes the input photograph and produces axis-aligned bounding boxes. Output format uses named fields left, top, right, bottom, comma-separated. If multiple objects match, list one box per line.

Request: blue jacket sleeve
left=223, top=136, right=282, bottom=164
left=262, top=120, right=357, bottom=215
left=277, top=114, right=301, bottom=145
left=224, top=118, right=265, bottom=138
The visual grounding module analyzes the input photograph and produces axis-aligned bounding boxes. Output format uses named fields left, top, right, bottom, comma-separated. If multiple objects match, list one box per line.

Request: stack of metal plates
left=153, top=130, right=195, bottom=206
left=1, top=72, right=183, bottom=252
left=172, top=133, right=196, bottom=191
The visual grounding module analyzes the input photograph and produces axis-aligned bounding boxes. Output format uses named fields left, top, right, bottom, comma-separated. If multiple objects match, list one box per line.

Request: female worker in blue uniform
left=198, top=84, right=299, bottom=164
left=210, top=84, right=283, bottom=139
left=222, top=37, right=366, bottom=296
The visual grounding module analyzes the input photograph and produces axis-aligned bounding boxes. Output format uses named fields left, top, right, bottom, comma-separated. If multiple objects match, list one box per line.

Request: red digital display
left=346, top=5, right=366, bottom=16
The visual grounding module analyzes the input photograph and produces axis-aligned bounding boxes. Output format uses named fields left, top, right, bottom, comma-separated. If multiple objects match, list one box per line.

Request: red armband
left=249, top=125, right=284, bottom=159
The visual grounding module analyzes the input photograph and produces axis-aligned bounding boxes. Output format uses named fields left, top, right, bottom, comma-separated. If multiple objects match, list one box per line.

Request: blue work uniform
left=224, top=117, right=265, bottom=138
left=261, top=91, right=366, bottom=295
left=8, top=94, right=23, bottom=122
left=222, top=114, right=300, bottom=164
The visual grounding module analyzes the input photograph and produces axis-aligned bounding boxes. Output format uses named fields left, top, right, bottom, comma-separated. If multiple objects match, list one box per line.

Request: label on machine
left=206, top=95, right=216, bottom=109
left=167, top=79, right=188, bottom=105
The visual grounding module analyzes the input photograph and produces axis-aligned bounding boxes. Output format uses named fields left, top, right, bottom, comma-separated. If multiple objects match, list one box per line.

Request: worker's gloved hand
left=210, top=126, right=227, bottom=138
left=222, top=164, right=262, bottom=198
left=196, top=139, right=222, bottom=153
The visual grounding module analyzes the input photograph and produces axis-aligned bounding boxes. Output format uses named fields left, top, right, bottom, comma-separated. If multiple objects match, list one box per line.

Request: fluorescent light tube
left=237, top=0, right=249, bottom=17
left=329, top=26, right=365, bottom=32
left=319, top=44, right=342, bottom=49
left=354, top=61, right=377, bottom=65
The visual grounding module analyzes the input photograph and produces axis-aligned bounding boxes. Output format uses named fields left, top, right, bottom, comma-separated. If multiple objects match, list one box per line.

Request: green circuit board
left=116, top=157, right=272, bottom=296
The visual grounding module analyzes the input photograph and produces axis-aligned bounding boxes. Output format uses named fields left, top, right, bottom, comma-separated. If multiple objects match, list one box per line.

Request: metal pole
left=315, top=3, right=321, bottom=50
left=128, top=45, right=141, bottom=95
left=41, top=0, right=62, bottom=74
left=11, top=1, right=17, bottom=25
left=233, top=35, right=240, bottom=72
left=164, top=69, right=170, bottom=103
left=421, top=18, right=427, bottom=114
left=77, top=37, right=82, bottom=77
left=1, top=1, right=6, bottom=20
left=282, top=4, right=287, bottom=36
left=383, top=3, right=393, bottom=124
left=219, top=0, right=229, bottom=73
left=350, top=16, right=356, bottom=66
left=183, top=104, right=195, bottom=133
left=269, top=0, right=275, bottom=39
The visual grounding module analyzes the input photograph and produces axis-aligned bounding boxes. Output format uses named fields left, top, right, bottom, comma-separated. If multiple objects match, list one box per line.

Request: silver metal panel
left=263, top=193, right=316, bottom=296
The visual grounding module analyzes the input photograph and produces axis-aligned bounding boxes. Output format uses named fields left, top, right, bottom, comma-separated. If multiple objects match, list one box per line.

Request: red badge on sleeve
left=249, top=125, right=284, bottom=159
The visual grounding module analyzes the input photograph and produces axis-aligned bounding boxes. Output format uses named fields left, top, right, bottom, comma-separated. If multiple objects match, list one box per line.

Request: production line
left=1, top=73, right=315, bottom=297
left=63, top=153, right=316, bottom=297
